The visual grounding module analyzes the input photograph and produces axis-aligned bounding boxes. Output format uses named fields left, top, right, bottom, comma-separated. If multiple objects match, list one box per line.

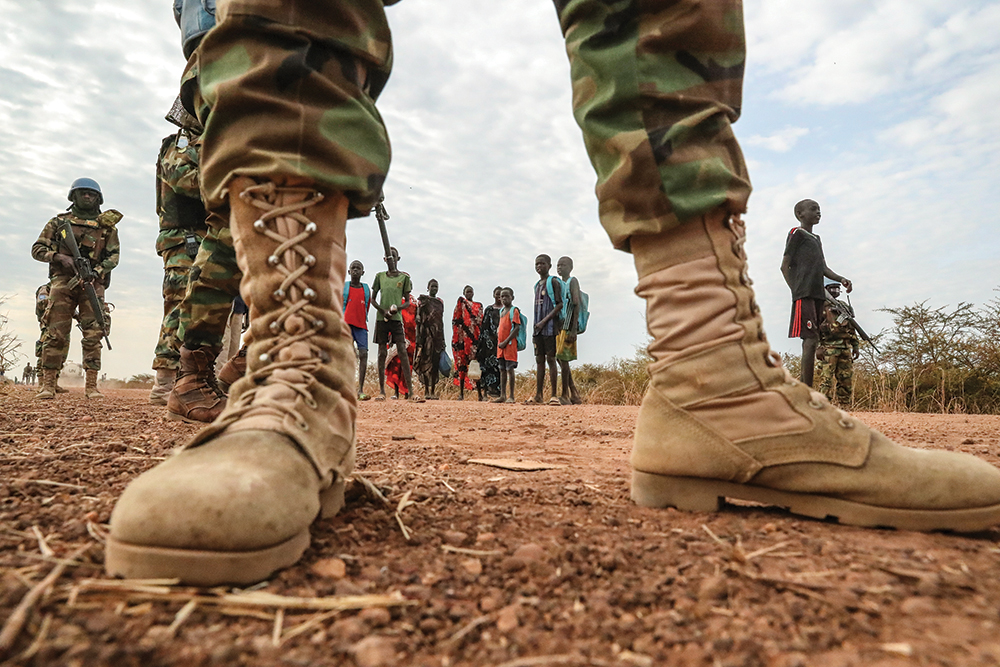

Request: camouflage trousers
left=196, top=0, right=750, bottom=246
left=152, top=231, right=205, bottom=370
left=39, top=275, right=106, bottom=372
left=816, top=343, right=854, bottom=407
left=176, top=222, right=242, bottom=352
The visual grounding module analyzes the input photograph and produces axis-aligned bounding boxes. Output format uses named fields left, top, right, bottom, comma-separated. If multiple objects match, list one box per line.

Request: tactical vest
left=156, top=131, right=207, bottom=232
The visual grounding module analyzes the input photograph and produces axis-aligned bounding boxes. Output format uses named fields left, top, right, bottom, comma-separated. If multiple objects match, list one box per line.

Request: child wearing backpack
left=556, top=256, right=586, bottom=404
left=495, top=287, right=522, bottom=404
left=343, top=260, right=372, bottom=400
left=530, top=254, right=564, bottom=405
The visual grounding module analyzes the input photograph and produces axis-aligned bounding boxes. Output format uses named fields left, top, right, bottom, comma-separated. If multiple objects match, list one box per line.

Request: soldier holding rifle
left=31, top=178, right=121, bottom=399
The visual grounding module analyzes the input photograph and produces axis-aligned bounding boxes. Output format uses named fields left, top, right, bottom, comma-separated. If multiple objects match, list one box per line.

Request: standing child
left=780, top=199, right=852, bottom=387
left=555, top=256, right=583, bottom=404
left=414, top=279, right=447, bottom=399
left=477, top=286, right=503, bottom=401
left=452, top=285, right=482, bottom=400
left=342, top=260, right=371, bottom=400
left=371, top=247, right=414, bottom=400
left=531, top=254, right=564, bottom=405
left=496, top=287, right=521, bottom=404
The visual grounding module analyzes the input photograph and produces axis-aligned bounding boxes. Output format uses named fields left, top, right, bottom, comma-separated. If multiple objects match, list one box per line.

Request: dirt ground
left=2, top=385, right=1000, bottom=667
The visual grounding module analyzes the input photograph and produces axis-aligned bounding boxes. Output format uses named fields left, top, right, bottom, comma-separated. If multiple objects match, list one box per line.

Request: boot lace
left=724, top=215, right=856, bottom=430
left=213, top=182, right=328, bottom=432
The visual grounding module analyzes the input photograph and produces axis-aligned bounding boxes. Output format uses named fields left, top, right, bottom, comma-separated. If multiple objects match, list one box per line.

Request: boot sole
left=105, top=530, right=310, bottom=586
left=165, top=411, right=213, bottom=424
left=632, top=471, right=1000, bottom=533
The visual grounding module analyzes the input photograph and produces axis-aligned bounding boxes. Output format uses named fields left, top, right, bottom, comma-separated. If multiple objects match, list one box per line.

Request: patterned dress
left=452, top=298, right=482, bottom=390
left=477, top=304, right=502, bottom=397
left=385, top=296, right=417, bottom=395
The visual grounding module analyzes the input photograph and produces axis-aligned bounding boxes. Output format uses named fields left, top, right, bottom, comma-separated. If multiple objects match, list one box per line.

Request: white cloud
left=745, top=126, right=809, bottom=152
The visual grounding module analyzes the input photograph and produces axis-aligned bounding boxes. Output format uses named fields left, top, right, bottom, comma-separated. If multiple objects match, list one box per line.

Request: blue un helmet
left=67, top=177, right=103, bottom=206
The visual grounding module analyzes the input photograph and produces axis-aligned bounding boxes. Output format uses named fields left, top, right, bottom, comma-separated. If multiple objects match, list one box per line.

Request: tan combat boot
left=106, top=177, right=356, bottom=585
left=149, top=369, right=176, bottom=405
left=630, top=210, right=1000, bottom=532
left=35, top=369, right=57, bottom=400
left=85, top=369, right=104, bottom=398
left=166, top=346, right=226, bottom=423
left=216, top=345, right=248, bottom=394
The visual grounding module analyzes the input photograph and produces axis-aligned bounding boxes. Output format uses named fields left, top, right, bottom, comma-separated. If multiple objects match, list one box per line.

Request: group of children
left=342, top=249, right=588, bottom=404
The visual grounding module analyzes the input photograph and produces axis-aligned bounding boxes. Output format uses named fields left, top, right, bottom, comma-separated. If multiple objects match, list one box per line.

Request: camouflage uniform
left=191, top=0, right=749, bottom=243
left=31, top=210, right=120, bottom=371
left=176, top=222, right=241, bottom=351
left=817, top=298, right=859, bottom=406
left=152, top=130, right=209, bottom=371
left=34, top=282, right=50, bottom=360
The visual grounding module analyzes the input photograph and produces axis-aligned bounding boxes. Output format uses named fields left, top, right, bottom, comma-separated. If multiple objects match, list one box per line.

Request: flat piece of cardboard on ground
left=466, top=458, right=564, bottom=471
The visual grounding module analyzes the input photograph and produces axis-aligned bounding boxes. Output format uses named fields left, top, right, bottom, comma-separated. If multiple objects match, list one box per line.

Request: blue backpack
left=503, top=306, right=526, bottom=351
left=559, top=277, right=590, bottom=334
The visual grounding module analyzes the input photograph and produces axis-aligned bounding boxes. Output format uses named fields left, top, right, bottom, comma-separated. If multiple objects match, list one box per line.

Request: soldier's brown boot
left=107, top=177, right=356, bottom=585
left=216, top=346, right=247, bottom=394
left=149, top=369, right=176, bottom=405
left=35, top=369, right=57, bottom=400
left=166, top=346, right=226, bottom=423
left=84, top=370, right=104, bottom=399
left=630, top=210, right=1000, bottom=532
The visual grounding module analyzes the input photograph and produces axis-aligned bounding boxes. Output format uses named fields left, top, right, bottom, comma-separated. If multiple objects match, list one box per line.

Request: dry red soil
left=2, top=385, right=1000, bottom=667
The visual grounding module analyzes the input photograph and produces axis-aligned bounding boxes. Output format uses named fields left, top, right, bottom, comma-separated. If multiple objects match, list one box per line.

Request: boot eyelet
left=253, top=219, right=266, bottom=231
left=303, top=288, right=317, bottom=300
left=313, top=320, right=325, bottom=330
left=808, top=399, right=824, bottom=410
left=268, top=255, right=280, bottom=266
left=269, top=321, right=281, bottom=333
left=304, top=255, right=316, bottom=266
left=297, top=421, right=310, bottom=431
left=839, top=418, right=855, bottom=429
left=304, top=397, right=318, bottom=409
left=273, top=289, right=285, bottom=300
left=305, top=222, right=317, bottom=233
left=259, top=353, right=271, bottom=363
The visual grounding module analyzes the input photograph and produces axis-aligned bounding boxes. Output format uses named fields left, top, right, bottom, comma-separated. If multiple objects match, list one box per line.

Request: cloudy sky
left=1, top=1, right=998, bottom=380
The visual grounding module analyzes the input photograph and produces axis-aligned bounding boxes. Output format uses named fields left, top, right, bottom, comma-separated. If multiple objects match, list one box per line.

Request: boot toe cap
left=110, top=431, right=322, bottom=552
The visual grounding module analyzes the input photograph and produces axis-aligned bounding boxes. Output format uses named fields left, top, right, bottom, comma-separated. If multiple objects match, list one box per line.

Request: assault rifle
left=58, top=220, right=112, bottom=350
left=373, top=191, right=396, bottom=274
left=824, top=295, right=877, bottom=354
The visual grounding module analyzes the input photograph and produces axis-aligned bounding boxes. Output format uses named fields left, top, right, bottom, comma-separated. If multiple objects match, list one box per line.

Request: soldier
left=22, top=363, right=33, bottom=385
left=31, top=178, right=120, bottom=399
left=107, top=0, right=1000, bottom=587
left=817, top=281, right=860, bottom=407
left=149, top=126, right=209, bottom=405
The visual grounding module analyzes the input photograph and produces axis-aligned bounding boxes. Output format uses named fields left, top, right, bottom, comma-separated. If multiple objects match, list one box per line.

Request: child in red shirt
left=495, top=287, right=521, bottom=404
left=342, top=260, right=371, bottom=399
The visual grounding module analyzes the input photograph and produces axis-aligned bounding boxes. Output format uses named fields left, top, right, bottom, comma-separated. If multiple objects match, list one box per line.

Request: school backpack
left=504, top=306, right=527, bottom=351
left=342, top=282, right=371, bottom=311
left=559, top=277, right=590, bottom=334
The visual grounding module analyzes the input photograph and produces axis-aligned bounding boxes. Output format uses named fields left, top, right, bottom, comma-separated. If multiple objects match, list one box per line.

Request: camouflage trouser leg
left=198, top=0, right=747, bottom=247
left=197, top=0, right=393, bottom=216
left=817, top=345, right=853, bottom=406
left=153, top=246, right=196, bottom=370
left=40, top=278, right=104, bottom=371
left=177, top=223, right=242, bottom=351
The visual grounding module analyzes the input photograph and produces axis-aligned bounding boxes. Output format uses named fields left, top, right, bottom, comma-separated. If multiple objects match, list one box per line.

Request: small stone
left=479, top=592, right=503, bottom=613
left=512, top=543, right=545, bottom=563
left=476, top=532, right=496, bottom=543
left=442, top=530, right=468, bottom=546
left=351, top=636, right=397, bottom=667
left=335, top=579, right=366, bottom=596
left=962, top=438, right=975, bottom=445
left=310, top=557, right=347, bottom=579
left=331, top=617, right=366, bottom=643
left=697, top=574, right=728, bottom=601
left=461, top=558, right=483, bottom=577
left=81, top=415, right=93, bottom=423
left=495, top=604, right=520, bottom=633
left=500, top=557, right=525, bottom=573
left=359, top=607, right=392, bottom=628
